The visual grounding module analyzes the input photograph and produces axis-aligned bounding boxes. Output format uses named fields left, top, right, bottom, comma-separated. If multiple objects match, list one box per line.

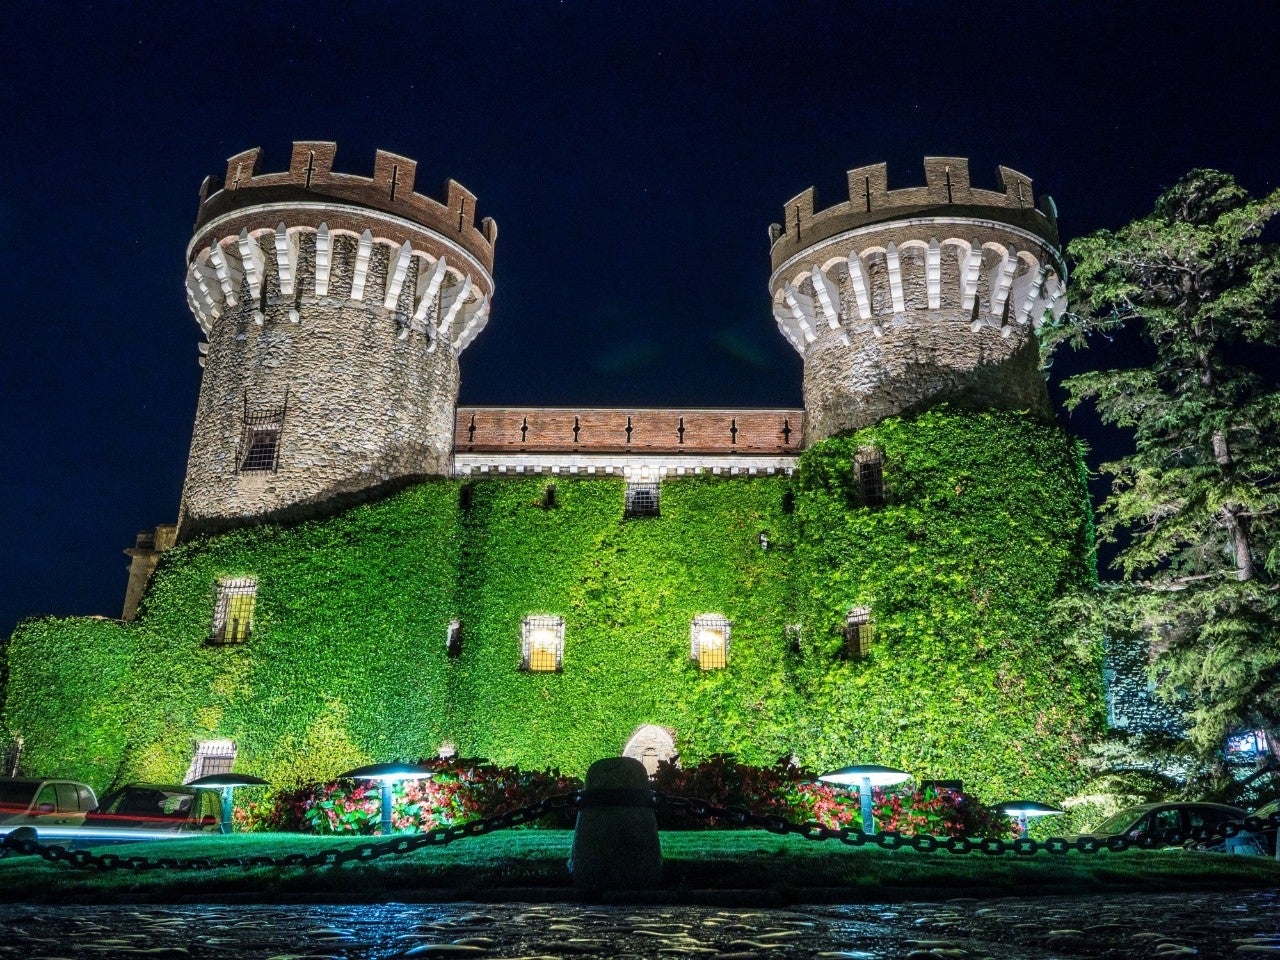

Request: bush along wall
left=1, top=408, right=1102, bottom=806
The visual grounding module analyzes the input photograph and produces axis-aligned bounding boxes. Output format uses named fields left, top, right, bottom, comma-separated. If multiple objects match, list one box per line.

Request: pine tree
left=1048, top=170, right=1280, bottom=756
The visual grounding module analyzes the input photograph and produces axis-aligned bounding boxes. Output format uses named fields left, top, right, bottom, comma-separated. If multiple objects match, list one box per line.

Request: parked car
left=1077, top=802, right=1253, bottom=852
left=1244, top=799, right=1279, bottom=856
left=0, top=777, right=97, bottom=830
left=84, top=784, right=220, bottom=833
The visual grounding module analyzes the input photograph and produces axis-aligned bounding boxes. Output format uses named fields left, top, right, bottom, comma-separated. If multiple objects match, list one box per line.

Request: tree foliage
left=1048, top=169, right=1280, bottom=753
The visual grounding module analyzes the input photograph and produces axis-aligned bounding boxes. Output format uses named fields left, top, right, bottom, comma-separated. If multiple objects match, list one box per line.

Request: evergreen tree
left=1048, top=170, right=1280, bottom=756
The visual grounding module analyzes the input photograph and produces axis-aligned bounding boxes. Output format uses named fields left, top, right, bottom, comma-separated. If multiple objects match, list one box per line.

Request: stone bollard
left=568, top=756, right=662, bottom=894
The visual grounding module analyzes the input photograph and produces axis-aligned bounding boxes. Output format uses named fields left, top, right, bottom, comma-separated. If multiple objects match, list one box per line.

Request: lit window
left=844, top=606, right=874, bottom=658
left=184, top=739, right=237, bottom=783
left=691, top=614, right=731, bottom=670
left=522, top=615, right=564, bottom=672
left=625, top=481, right=660, bottom=518
left=212, top=577, right=257, bottom=643
left=855, top=447, right=885, bottom=507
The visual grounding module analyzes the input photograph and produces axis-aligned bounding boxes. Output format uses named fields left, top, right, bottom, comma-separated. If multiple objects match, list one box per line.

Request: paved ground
left=0, top=892, right=1277, bottom=959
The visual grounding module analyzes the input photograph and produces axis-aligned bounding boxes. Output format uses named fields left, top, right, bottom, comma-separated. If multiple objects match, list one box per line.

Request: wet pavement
left=0, top=892, right=1277, bottom=959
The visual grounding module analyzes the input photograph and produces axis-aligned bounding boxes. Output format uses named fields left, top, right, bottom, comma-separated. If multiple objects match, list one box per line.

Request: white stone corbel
left=782, top=283, right=817, bottom=343
left=1015, top=264, right=1049, bottom=325
left=960, top=244, right=982, bottom=313
left=349, top=229, right=374, bottom=302
left=384, top=242, right=413, bottom=311
left=274, top=223, right=298, bottom=298
left=845, top=253, right=872, bottom=320
left=237, top=229, right=266, bottom=323
left=809, top=265, right=843, bottom=329
left=453, top=294, right=489, bottom=352
left=989, top=248, right=1018, bottom=319
left=207, top=241, right=241, bottom=307
left=437, top=273, right=474, bottom=343
left=411, top=256, right=447, bottom=328
left=926, top=238, right=941, bottom=310
left=885, top=242, right=906, bottom=314
left=772, top=302, right=805, bottom=353
left=314, top=223, right=332, bottom=297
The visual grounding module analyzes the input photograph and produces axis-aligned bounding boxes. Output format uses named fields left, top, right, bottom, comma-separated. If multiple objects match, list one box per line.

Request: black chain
left=652, top=794, right=1280, bottom=856
left=3, top=789, right=1276, bottom=872
left=0, top=793, right=579, bottom=872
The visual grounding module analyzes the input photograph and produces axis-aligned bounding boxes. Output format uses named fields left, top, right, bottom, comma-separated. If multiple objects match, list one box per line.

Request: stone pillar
left=121, top=523, right=176, bottom=621
left=569, top=756, right=662, bottom=894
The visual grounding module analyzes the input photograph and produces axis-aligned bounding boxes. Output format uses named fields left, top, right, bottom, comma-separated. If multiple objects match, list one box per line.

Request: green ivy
left=1, top=409, right=1101, bottom=805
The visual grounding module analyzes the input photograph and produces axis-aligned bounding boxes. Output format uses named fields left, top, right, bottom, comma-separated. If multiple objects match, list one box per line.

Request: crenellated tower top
left=769, top=157, right=1058, bottom=272
left=194, top=141, right=496, bottom=277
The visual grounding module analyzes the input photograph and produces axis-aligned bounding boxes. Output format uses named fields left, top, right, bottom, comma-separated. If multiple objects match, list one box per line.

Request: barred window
left=184, top=740, right=237, bottom=783
left=844, top=606, right=874, bottom=658
left=211, top=577, right=257, bottom=643
left=238, top=391, right=288, bottom=473
left=855, top=447, right=885, bottom=507
left=625, top=481, right=660, bottom=518
left=691, top=614, right=731, bottom=670
left=521, top=615, right=564, bottom=672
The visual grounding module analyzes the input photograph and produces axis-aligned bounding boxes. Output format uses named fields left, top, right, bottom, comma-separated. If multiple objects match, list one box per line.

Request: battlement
left=769, top=157, right=1058, bottom=271
left=194, top=142, right=496, bottom=275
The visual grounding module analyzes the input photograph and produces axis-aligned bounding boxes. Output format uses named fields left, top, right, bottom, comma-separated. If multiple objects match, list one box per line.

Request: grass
left=1, top=830, right=1278, bottom=904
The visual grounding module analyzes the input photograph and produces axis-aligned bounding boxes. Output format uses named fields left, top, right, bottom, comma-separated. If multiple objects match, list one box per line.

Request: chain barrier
left=653, top=793, right=1280, bottom=856
left=0, top=792, right=579, bottom=872
left=2, top=788, right=1277, bottom=872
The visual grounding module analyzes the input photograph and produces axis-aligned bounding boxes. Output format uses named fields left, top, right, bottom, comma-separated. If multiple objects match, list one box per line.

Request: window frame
left=211, top=578, right=258, bottom=644
left=690, top=614, right=731, bottom=670
left=844, top=606, right=874, bottom=658
left=521, top=614, right=565, bottom=672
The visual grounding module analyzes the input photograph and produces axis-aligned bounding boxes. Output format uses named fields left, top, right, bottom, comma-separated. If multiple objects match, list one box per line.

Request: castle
left=3, top=145, right=1110, bottom=804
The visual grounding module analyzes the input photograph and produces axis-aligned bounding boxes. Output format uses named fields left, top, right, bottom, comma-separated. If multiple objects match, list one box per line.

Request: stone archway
left=622, top=724, right=677, bottom=776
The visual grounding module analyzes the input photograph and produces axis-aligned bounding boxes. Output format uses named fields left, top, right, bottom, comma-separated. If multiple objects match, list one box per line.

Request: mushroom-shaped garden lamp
left=187, top=773, right=271, bottom=834
left=336, top=763, right=434, bottom=836
left=818, top=764, right=911, bottom=835
left=995, top=800, right=1064, bottom=835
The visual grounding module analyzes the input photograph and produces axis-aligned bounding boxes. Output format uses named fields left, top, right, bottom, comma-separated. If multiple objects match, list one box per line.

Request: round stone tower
left=768, top=157, right=1066, bottom=444
left=180, top=142, right=496, bottom=537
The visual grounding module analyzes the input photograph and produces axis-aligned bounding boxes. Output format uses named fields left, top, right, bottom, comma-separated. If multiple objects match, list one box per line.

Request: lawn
left=1, top=830, right=1277, bottom=904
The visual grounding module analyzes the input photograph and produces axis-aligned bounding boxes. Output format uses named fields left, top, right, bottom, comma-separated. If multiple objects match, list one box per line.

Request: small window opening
left=542, top=484, right=557, bottom=509
left=691, top=614, right=731, bottom=670
left=572, top=416, right=581, bottom=443
left=446, top=619, right=462, bottom=658
left=782, top=418, right=792, bottom=445
left=625, top=481, right=660, bottom=518
left=856, top=447, right=885, bottom=507
left=781, top=489, right=796, bottom=514
left=211, top=577, right=257, bottom=643
left=521, top=615, right=564, bottom=672
left=785, top=623, right=802, bottom=656
left=184, top=740, right=237, bottom=783
left=459, top=483, right=474, bottom=511
left=844, top=606, right=874, bottom=659
left=237, top=390, right=287, bottom=473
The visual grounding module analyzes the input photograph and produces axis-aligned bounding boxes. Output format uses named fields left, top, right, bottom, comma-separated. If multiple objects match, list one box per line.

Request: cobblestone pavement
left=0, top=891, right=1276, bottom=959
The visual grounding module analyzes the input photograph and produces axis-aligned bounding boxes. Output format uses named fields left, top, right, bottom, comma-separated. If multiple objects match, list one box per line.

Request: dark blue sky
left=1, top=2, right=1277, bottom=636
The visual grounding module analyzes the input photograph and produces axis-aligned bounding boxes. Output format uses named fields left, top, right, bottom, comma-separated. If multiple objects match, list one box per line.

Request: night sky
left=2, top=2, right=1277, bottom=637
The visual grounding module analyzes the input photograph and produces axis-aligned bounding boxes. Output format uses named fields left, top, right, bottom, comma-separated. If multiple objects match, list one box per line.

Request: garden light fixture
left=995, top=800, right=1063, bottom=835
left=818, top=764, right=911, bottom=835
left=336, top=763, right=434, bottom=836
left=187, top=773, right=270, bottom=834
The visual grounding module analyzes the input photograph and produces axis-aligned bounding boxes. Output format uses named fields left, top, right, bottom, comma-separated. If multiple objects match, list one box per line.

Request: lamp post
left=187, top=773, right=270, bottom=834
left=995, top=800, right=1064, bottom=836
left=818, top=764, right=911, bottom=835
left=336, top=763, right=434, bottom=836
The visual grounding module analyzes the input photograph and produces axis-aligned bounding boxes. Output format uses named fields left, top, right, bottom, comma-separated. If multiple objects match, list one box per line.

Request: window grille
left=211, top=577, right=257, bottom=643
left=625, top=481, right=660, bottom=518
left=691, top=614, right=731, bottom=670
left=237, top=390, right=288, bottom=473
left=521, top=615, right=564, bottom=672
left=183, top=739, right=237, bottom=783
left=855, top=447, right=885, bottom=507
left=845, top=606, right=874, bottom=658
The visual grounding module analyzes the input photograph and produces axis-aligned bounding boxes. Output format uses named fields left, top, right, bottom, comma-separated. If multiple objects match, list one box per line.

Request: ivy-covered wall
left=1, top=409, right=1102, bottom=804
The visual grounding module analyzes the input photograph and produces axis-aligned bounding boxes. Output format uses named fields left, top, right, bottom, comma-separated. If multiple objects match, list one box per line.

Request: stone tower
left=180, top=142, right=496, bottom=537
left=768, top=157, right=1065, bottom=443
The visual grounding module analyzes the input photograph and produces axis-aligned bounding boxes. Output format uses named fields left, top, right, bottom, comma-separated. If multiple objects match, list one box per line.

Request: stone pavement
left=0, top=891, right=1276, bottom=959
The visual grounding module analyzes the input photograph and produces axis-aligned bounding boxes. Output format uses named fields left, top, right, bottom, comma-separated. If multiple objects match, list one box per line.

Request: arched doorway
left=622, top=724, right=677, bottom=776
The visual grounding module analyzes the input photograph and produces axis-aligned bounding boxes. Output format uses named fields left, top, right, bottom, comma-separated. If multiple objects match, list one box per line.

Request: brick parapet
left=454, top=408, right=805, bottom=455
left=194, top=142, right=495, bottom=276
